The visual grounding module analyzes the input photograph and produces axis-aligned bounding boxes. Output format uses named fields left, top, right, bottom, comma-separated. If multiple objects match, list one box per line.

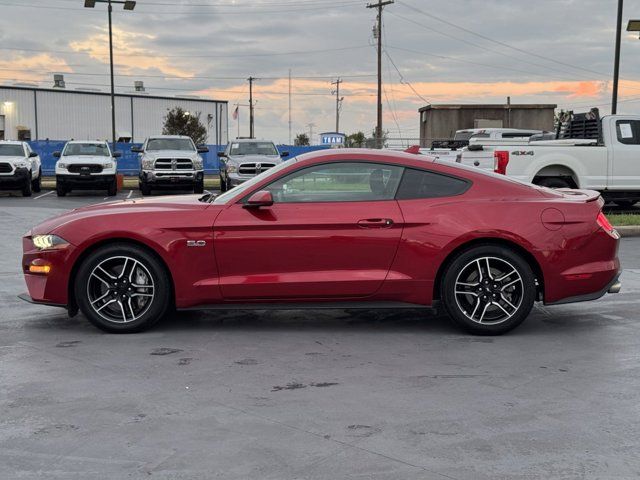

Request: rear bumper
left=546, top=272, right=621, bottom=305
left=0, top=168, right=29, bottom=188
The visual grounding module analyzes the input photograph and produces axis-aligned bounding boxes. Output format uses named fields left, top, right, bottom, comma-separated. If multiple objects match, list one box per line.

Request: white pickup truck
left=458, top=114, right=640, bottom=207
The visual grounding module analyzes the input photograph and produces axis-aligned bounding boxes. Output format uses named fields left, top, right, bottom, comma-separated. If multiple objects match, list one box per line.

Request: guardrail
left=28, top=140, right=330, bottom=176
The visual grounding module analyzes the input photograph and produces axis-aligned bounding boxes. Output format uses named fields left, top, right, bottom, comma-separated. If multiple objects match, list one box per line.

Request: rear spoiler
left=405, top=145, right=421, bottom=154
left=555, top=188, right=601, bottom=202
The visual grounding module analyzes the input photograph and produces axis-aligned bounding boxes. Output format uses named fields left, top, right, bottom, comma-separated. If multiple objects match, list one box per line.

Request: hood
left=31, top=194, right=215, bottom=236
left=59, top=155, right=113, bottom=164
left=0, top=155, right=27, bottom=163
left=227, top=154, right=281, bottom=164
left=143, top=150, right=199, bottom=159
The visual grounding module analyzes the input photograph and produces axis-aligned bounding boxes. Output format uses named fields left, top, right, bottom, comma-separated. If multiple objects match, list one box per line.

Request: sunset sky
left=1, top=0, right=640, bottom=143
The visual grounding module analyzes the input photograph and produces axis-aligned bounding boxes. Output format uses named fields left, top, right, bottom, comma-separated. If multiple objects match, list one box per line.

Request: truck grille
left=238, top=163, right=276, bottom=175
left=68, top=164, right=103, bottom=174
left=155, top=158, right=193, bottom=170
left=0, top=163, right=13, bottom=173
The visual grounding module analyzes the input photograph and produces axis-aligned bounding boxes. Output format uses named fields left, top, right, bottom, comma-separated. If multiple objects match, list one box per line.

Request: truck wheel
left=194, top=180, right=204, bottom=194
left=614, top=200, right=638, bottom=208
left=139, top=182, right=151, bottom=196
left=537, top=177, right=571, bottom=189
left=219, top=174, right=227, bottom=192
left=22, top=174, right=33, bottom=197
left=107, top=178, right=117, bottom=196
left=56, top=185, right=67, bottom=197
left=32, top=169, right=42, bottom=193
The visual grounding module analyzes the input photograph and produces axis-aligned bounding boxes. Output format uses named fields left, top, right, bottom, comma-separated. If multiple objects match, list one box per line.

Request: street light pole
left=84, top=0, right=136, bottom=152
left=612, top=0, right=624, bottom=115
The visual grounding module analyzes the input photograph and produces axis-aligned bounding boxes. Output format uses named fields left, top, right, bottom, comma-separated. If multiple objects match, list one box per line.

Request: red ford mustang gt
left=20, top=149, right=621, bottom=335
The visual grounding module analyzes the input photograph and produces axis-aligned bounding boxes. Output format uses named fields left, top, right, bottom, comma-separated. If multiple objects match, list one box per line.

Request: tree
left=294, top=132, right=310, bottom=146
left=345, top=131, right=366, bottom=148
left=365, top=128, right=388, bottom=148
left=162, top=106, right=207, bottom=145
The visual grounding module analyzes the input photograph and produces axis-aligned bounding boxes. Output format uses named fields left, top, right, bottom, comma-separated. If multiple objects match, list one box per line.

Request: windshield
left=229, top=141, right=278, bottom=156
left=63, top=143, right=110, bottom=156
left=213, top=160, right=294, bottom=204
left=146, top=138, right=195, bottom=151
left=0, top=144, right=24, bottom=156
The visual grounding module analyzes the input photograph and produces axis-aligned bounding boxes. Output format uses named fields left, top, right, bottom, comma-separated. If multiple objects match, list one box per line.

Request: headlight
left=104, top=162, right=114, bottom=169
left=141, top=159, right=155, bottom=169
left=193, top=159, right=203, bottom=169
left=227, top=164, right=237, bottom=173
left=57, top=163, right=68, bottom=169
left=32, top=234, right=68, bottom=250
left=14, top=161, right=28, bottom=168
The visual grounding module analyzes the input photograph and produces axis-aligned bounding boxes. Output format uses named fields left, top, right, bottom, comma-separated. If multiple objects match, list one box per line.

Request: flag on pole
left=232, top=106, right=239, bottom=120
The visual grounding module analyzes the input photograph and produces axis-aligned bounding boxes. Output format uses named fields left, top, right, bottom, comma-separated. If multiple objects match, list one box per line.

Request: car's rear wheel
left=614, top=199, right=638, bottom=208
left=32, top=169, right=42, bottom=193
left=74, top=244, right=171, bottom=333
left=537, top=177, right=571, bottom=189
left=441, top=245, right=536, bottom=335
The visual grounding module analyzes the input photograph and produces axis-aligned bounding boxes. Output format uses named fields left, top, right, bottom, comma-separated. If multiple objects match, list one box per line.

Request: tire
left=56, top=185, right=67, bottom=197
left=536, top=177, right=571, bottom=189
left=32, top=169, right=42, bottom=193
left=139, top=182, right=151, bottom=196
left=194, top=180, right=204, bottom=194
left=74, top=243, right=171, bottom=333
left=219, top=174, right=228, bottom=193
left=22, top=175, right=32, bottom=197
left=441, top=245, right=536, bottom=335
left=614, top=200, right=638, bottom=208
left=107, top=178, right=117, bottom=196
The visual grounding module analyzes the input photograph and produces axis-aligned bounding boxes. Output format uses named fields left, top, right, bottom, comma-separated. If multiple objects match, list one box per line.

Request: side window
left=264, top=162, right=404, bottom=203
left=396, top=168, right=469, bottom=200
left=616, top=120, right=640, bottom=145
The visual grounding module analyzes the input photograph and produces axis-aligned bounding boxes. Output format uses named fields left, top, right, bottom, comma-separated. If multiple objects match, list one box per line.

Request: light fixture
left=84, top=0, right=96, bottom=7
left=628, top=19, right=640, bottom=38
left=123, top=1, right=136, bottom=10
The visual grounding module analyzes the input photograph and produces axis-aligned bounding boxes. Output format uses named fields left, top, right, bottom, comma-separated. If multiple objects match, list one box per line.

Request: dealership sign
left=320, top=132, right=345, bottom=146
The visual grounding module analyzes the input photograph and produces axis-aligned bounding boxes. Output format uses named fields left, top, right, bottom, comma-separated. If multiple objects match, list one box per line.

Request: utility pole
left=331, top=78, right=344, bottom=133
left=288, top=69, right=292, bottom=145
left=248, top=76, right=256, bottom=139
left=367, top=0, right=393, bottom=148
left=612, top=0, right=624, bottom=114
left=307, top=122, right=316, bottom=145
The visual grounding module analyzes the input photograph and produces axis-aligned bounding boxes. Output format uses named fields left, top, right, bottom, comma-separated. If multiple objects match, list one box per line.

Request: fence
left=28, top=140, right=331, bottom=176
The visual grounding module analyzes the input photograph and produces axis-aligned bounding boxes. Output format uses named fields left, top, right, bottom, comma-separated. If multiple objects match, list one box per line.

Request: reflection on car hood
left=227, top=154, right=281, bottom=163
left=143, top=150, right=199, bottom=159
left=59, top=155, right=113, bottom=164
left=0, top=156, right=27, bottom=163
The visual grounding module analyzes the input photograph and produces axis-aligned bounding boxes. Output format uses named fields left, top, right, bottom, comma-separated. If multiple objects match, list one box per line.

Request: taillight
left=597, top=212, right=619, bottom=238
left=494, top=150, right=509, bottom=175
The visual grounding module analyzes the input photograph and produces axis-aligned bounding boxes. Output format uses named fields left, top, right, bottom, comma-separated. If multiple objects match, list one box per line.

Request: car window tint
left=396, top=168, right=469, bottom=200
left=616, top=120, right=640, bottom=145
left=264, top=162, right=404, bottom=203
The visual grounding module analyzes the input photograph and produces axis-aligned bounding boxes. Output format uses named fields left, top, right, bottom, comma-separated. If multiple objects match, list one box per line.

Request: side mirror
left=29, top=151, right=38, bottom=158
left=113, top=151, right=122, bottom=158
left=130, top=146, right=143, bottom=153
left=53, top=151, right=61, bottom=158
left=217, top=151, right=227, bottom=157
left=244, top=190, right=274, bottom=208
left=280, top=151, right=289, bottom=157
left=197, top=145, right=209, bottom=153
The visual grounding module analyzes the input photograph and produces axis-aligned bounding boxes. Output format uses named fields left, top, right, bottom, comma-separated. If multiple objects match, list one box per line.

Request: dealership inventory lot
left=1, top=194, right=640, bottom=479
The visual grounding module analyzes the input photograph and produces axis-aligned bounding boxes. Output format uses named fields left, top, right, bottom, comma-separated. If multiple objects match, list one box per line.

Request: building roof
left=0, top=84, right=227, bottom=104
left=419, top=103, right=557, bottom=112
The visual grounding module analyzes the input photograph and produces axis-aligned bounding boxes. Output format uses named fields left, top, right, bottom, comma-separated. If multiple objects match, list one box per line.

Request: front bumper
left=140, top=170, right=203, bottom=187
left=225, top=172, right=253, bottom=187
left=0, top=168, right=29, bottom=189
left=56, top=174, right=115, bottom=189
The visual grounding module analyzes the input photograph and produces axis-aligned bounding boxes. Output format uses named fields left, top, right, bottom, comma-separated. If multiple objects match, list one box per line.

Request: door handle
left=357, top=218, right=394, bottom=228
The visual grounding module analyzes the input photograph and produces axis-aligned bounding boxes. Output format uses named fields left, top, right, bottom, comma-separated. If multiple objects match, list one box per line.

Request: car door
left=213, top=161, right=405, bottom=299
left=610, top=118, right=640, bottom=190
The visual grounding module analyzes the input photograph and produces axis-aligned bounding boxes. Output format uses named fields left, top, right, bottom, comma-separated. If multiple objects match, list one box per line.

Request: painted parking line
left=127, top=190, right=133, bottom=199
left=33, top=191, right=54, bottom=200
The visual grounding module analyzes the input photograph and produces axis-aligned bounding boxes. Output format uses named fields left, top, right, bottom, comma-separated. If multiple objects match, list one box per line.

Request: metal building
left=0, top=81, right=228, bottom=145
left=418, top=103, right=557, bottom=147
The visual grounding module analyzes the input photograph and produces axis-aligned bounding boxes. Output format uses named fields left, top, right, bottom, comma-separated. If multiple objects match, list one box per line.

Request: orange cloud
left=0, top=54, right=73, bottom=83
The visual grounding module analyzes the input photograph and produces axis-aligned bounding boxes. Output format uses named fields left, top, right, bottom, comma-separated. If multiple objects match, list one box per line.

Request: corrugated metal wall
left=0, top=86, right=228, bottom=144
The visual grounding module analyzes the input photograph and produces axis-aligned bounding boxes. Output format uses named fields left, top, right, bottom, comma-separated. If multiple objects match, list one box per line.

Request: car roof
left=229, top=138, right=276, bottom=144
left=147, top=135, right=191, bottom=140
left=65, top=140, right=108, bottom=144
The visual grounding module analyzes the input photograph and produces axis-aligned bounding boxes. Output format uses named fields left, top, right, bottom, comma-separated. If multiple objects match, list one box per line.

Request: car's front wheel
left=441, top=245, right=536, bottom=335
left=32, top=169, right=42, bottom=193
left=219, top=174, right=228, bottom=192
left=74, top=244, right=171, bottom=333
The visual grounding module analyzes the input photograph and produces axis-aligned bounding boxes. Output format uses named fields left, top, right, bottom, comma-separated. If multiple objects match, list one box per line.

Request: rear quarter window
left=396, top=168, right=470, bottom=200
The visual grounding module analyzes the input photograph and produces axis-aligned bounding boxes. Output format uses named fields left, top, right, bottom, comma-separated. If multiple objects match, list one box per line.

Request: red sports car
left=21, top=149, right=621, bottom=335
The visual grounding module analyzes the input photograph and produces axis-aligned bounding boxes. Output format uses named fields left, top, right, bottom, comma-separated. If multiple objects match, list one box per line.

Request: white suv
left=54, top=141, right=119, bottom=197
left=0, top=141, right=42, bottom=197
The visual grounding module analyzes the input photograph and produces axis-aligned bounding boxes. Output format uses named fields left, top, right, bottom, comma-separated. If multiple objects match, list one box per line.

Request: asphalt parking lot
left=2, top=189, right=640, bottom=479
